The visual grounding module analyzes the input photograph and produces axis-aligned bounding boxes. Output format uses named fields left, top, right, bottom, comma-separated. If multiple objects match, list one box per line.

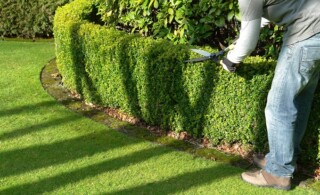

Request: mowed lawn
left=0, top=40, right=317, bottom=194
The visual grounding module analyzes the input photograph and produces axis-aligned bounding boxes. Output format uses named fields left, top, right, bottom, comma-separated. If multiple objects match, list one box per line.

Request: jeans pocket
left=299, top=47, right=320, bottom=74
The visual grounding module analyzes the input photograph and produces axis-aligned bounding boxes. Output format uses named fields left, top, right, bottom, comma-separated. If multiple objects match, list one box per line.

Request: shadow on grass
left=0, top=130, right=139, bottom=179
left=0, top=115, right=81, bottom=141
left=0, top=100, right=56, bottom=118
left=0, top=140, right=239, bottom=194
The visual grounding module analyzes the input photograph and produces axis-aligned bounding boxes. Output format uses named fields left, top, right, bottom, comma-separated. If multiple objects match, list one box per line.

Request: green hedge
left=54, top=0, right=320, bottom=165
left=0, top=0, right=72, bottom=38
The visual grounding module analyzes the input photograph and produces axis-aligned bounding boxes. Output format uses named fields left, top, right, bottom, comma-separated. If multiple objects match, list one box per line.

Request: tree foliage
left=95, top=0, right=283, bottom=57
left=95, top=0, right=240, bottom=47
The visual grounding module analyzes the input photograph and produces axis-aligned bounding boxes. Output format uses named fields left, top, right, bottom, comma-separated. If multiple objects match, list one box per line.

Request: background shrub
left=94, top=0, right=283, bottom=58
left=54, top=0, right=320, bottom=166
left=0, top=0, right=72, bottom=39
left=0, top=0, right=283, bottom=58
left=94, top=0, right=239, bottom=45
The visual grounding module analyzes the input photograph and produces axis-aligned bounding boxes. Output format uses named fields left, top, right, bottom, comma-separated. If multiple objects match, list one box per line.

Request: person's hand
left=228, top=43, right=236, bottom=50
left=220, top=58, right=238, bottom=73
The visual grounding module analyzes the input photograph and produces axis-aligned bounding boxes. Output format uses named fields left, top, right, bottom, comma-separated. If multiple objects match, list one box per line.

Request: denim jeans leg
left=264, top=33, right=320, bottom=177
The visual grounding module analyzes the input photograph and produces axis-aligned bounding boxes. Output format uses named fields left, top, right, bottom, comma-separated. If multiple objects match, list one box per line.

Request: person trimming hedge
left=220, top=0, right=320, bottom=191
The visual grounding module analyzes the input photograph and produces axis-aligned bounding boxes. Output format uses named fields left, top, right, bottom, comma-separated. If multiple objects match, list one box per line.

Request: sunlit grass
left=0, top=40, right=317, bottom=194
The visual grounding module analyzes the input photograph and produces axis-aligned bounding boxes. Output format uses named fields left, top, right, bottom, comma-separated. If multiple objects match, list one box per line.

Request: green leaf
left=148, top=0, right=155, bottom=8
left=227, top=12, right=234, bottom=21
left=214, top=17, right=225, bottom=27
left=229, top=3, right=233, bottom=9
left=168, top=8, right=174, bottom=15
left=169, top=14, right=174, bottom=23
left=179, top=28, right=185, bottom=37
left=154, top=0, right=159, bottom=8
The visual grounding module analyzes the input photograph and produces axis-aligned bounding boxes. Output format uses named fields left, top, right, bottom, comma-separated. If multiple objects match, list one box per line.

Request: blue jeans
left=265, top=33, right=320, bottom=177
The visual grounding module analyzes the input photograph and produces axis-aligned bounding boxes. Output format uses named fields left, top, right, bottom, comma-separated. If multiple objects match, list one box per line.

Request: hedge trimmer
left=185, top=41, right=236, bottom=63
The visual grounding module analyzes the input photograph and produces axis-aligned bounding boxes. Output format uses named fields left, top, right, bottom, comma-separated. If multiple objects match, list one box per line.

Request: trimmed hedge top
left=54, top=0, right=320, bottom=165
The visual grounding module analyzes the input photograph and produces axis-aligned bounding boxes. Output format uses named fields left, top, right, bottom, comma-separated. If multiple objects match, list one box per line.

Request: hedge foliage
left=54, top=0, right=320, bottom=165
left=0, top=0, right=72, bottom=38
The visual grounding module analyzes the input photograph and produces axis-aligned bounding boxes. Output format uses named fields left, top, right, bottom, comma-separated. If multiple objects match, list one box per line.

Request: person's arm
left=227, top=19, right=261, bottom=63
left=221, top=0, right=265, bottom=72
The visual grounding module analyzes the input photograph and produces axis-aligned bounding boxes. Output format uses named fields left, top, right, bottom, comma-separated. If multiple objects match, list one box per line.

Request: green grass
left=0, top=40, right=318, bottom=194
